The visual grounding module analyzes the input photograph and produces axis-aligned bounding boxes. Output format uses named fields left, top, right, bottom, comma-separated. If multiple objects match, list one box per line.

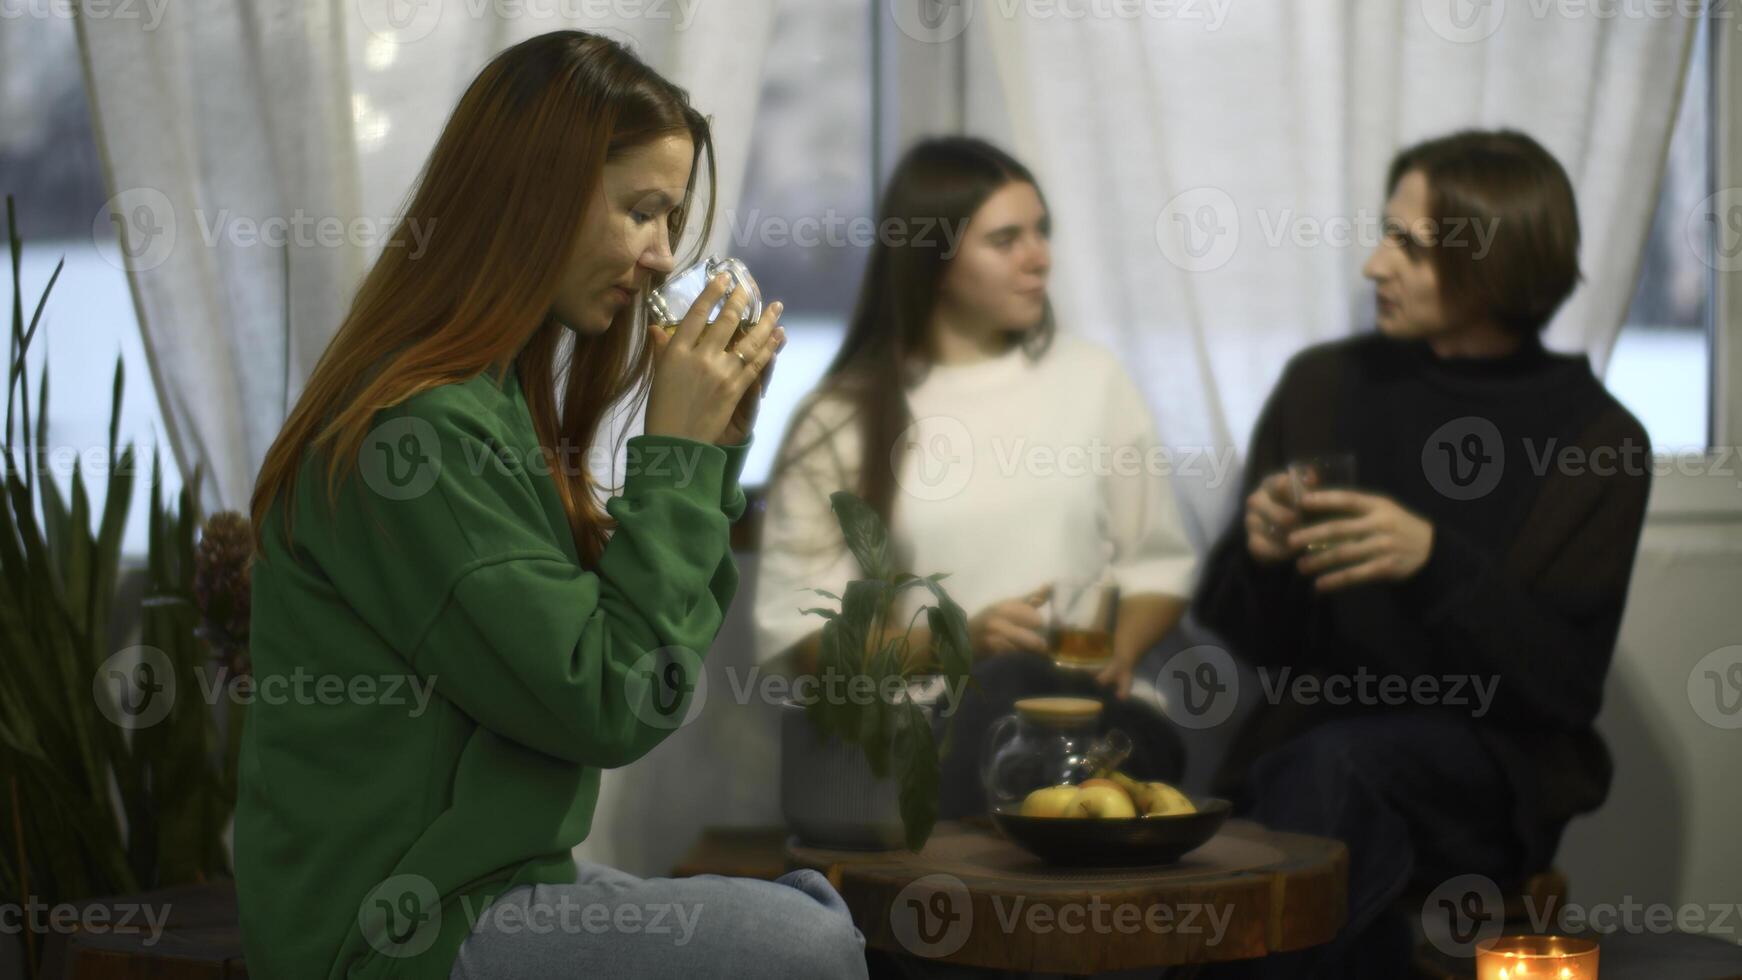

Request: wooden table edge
left=784, top=822, right=1349, bottom=972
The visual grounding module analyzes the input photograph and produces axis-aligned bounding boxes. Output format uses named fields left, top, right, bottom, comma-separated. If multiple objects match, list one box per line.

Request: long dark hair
left=775, top=137, right=1054, bottom=527
left=253, top=31, right=716, bottom=566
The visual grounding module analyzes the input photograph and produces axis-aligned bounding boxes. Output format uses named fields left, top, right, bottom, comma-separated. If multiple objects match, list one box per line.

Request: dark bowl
left=989, top=797, right=1232, bottom=867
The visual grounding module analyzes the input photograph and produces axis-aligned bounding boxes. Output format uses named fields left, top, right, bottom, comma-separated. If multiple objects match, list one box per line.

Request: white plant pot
left=778, top=699, right=905, bottom=849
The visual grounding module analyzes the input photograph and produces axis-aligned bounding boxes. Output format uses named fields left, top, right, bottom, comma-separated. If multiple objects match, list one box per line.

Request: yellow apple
left=1106, top=771, right=1148, bottom=804
left=1077, top=777, right=1135, bottom=810
left=1138, top=781, right=1197, bottom=817
left=1064, top=784, right=1138, bottom=819
left=1020, top=785, right=1080, bottom=818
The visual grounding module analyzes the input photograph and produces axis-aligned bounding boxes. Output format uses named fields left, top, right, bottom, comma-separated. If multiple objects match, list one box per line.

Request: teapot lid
left=1013, top=696, right=1102, bottom=724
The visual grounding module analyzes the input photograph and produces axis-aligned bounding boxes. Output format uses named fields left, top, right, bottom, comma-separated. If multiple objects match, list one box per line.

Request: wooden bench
left=39, top=880, right=248, bottom=980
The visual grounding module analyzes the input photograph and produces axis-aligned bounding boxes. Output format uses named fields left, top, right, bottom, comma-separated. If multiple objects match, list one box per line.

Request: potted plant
left=0, top=195, right=239, bottom=978
left=778, top=490, right=974, bottom=852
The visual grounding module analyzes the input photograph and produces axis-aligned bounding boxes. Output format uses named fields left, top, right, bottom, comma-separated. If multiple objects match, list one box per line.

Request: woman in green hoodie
left=238, top=31, right=866, bottom=980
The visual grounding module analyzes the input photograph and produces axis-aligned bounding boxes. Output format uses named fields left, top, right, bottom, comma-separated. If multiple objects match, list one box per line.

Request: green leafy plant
left=797, top=490, right=974, bottom=851
left=0, top=194, right=231, bottom=978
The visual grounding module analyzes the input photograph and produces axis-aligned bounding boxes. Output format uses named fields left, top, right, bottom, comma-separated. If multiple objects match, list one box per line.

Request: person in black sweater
left=1193, top=130, right=1652, bottom=978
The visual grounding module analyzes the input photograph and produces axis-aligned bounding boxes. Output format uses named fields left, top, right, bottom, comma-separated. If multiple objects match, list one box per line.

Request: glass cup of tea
left=1287, top=454, right=1357, bottom=552
left=646, top=255, right=763, bottom=347
left=1048, top=575, right=1119, bottom=671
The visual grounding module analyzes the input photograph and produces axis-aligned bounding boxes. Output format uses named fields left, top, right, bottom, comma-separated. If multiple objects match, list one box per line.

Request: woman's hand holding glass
left=1289, top=491, right=1434, bottom=591
left=1245, top=469, right=1435, bottom=590
left=968, top=585, right=1053, bottom=657
left=1243, top=472, right=1303, bottom=564
left=644, top=274, right=785, bottom=446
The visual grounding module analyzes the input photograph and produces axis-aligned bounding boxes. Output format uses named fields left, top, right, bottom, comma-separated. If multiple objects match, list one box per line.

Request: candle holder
left=1476, top=934, right=1599, bottom=979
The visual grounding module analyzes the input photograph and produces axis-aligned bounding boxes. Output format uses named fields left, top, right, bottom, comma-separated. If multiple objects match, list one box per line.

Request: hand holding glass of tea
left=1243, top=471, right=1304, bottom=565
left=1048, top=575, right=1119, bottom=672
left=966, top=585, right=1054, bottom=657
left=1289, top=489, right=1435, bottom=591
left=1245, top=455, right=1358, bottom=563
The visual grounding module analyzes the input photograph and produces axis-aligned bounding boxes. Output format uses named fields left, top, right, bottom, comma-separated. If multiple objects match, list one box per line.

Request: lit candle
left=1476, top=935, right=1599, bottom=980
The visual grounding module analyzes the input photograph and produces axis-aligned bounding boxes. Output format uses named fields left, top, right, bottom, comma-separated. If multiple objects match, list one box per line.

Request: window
left=1606, top=12, right=1713, bottom=452
left=730, top=0, right=873, bottom=485
left=0, top=10, right=180, bottom=557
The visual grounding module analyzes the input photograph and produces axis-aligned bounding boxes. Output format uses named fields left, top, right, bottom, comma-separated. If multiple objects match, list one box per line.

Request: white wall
left=1559, top=489, right=1742, bottom=920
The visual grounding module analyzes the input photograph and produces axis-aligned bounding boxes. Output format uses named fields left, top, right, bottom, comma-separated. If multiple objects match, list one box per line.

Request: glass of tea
left=645, top=255, right=763, bottom=347
left=1048, top=575, right=1119, bottom=671
left=1287, top=453, right=1358, bottom=552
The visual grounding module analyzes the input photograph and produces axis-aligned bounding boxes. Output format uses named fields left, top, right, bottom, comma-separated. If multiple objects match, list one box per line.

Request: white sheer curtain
left=978, top=0, right=1697, bottom=541
left=76, top=0, right=776, bottom=513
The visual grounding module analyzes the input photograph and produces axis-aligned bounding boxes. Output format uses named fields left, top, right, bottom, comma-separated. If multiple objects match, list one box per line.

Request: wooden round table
left=787, top=818, right=1347, bottom=976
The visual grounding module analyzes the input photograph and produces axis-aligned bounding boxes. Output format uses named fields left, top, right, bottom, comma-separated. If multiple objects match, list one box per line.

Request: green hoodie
left=236, top=366, right=749, bottom=979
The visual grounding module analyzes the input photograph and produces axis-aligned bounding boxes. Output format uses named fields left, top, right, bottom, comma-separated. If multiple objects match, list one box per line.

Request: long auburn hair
left=776, top=137, right=1054, bottom=527
left=251, top=31, right=715, bottom=566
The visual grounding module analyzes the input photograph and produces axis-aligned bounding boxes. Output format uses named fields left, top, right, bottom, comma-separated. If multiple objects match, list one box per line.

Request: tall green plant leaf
left=828, top=490, right=890, bottom=581
left=893, top=700, right=940, bottom=852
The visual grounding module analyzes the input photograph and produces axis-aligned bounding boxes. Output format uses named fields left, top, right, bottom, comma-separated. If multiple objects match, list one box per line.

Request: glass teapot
left=981, top=696, right=1133, bottom=811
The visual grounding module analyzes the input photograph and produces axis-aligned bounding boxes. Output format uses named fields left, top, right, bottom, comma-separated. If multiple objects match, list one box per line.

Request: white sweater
left=751, top=333, right=1198, bottom=666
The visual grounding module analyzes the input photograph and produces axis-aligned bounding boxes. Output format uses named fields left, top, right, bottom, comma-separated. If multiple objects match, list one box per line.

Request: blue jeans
left=449, top=858, right=868, bottom=979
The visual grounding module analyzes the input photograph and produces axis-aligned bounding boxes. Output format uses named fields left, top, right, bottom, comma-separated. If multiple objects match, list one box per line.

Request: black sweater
left=1194, top=332, right=1651, bottom=873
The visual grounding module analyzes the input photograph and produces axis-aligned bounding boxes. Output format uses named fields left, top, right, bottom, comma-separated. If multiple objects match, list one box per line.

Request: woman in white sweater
left=753, top=137, right=1198, bottom=817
